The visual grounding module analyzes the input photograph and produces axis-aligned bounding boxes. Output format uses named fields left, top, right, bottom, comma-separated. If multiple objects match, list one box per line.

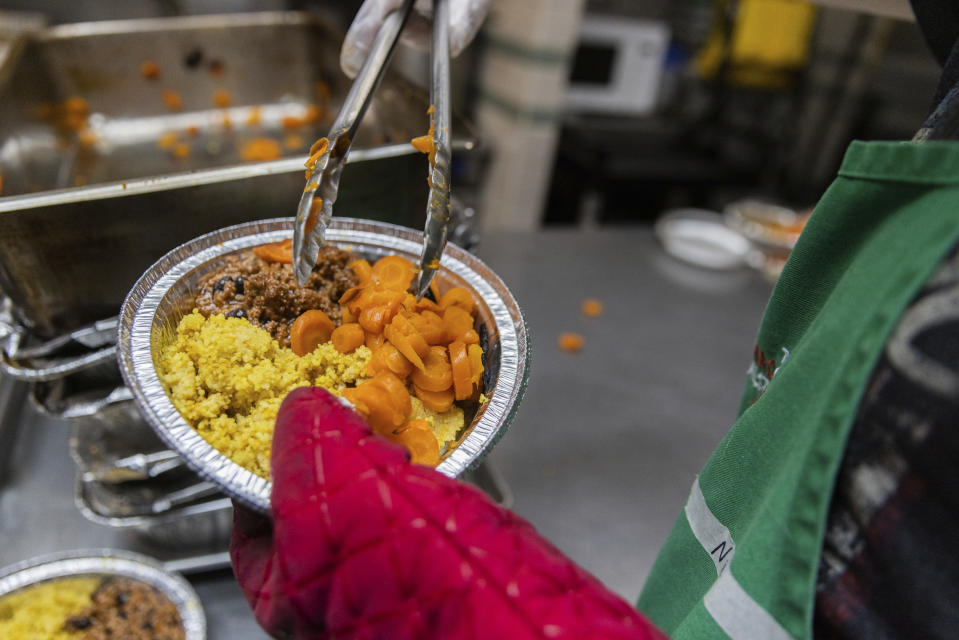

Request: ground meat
left=63, top=577, right=184, bottom=640
left=195, top=245, right=357, bottom=347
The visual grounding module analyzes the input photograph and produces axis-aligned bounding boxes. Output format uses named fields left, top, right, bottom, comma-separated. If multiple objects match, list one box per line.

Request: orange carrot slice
left=439, top=287, right=475, bottom=315
left=331, top=323, right=365, bottom=354
left=290, top=309, right=335, bottom=356
left=411, top=346, right=453, bottom=392
left=467, top=344, right=484, bottom=386
left=581, top=299, right=604, bottom=317
left=349, top=259, right=373, bottom=285
left=372, top=372, right=412, bottom=420
left=413, top=384, right=454, bottom=413
left=392, top=419, right=440, bottom=466
left=359, top=304, right=399, bottom=335
left=448, top=341, right=473, bottom=401
left=253, top=238, right=293, bottom=264
left=371, top=255, right=416, bottom=291
left=558, top=332, right=584, bottom=352
left=384, top=315, right=428, bottom=370
left=365, top=331, right=386, bottom=350
left=443, top=306, right=475, bottom=344
left=407, top=310, right=446, bottom=345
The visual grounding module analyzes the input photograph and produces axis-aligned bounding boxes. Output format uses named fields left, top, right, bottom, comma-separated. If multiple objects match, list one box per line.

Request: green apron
left=638, top=140, right=959, bottom=639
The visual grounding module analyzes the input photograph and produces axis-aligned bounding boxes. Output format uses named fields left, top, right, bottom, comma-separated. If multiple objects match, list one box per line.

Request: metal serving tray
left=0, top=12, right=476, bottom=338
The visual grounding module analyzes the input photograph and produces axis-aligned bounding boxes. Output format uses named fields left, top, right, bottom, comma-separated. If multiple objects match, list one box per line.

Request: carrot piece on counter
left=448, top=341, right=473, bottom=401
left=162, top=89, right=183, bottom=111
left=213, top=89, right=231, bottom=108
left=349, top=259, right=373, bottom=285
left=413, top=384, right=454, bottom=413
left=439, top=287, right=476, bottom=315
left=331, top=323, right=365, bottom=354
left=391, top=419, right=440, bottom=466
left=253, top=238, right=293, bottom=263
left=141, top=60, right=160, bottom=79
left=558, top=332, right=584, bottom=353
left=410, top=346, right=453, bottom=392
left=581, top=298, right=604, bottom=317
left=290, top=309, right=335, bottom=356
left=371, top=255, right=416, bottom=291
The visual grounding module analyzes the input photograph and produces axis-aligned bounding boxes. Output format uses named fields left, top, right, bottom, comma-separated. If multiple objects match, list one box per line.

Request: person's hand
left=340, top=0, right=492, bottom=78
left=230, top=387, right=666, bottom=639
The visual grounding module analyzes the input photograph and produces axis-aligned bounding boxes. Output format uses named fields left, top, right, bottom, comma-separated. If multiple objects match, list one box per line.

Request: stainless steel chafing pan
left=0, top=12, right=476, bottom=338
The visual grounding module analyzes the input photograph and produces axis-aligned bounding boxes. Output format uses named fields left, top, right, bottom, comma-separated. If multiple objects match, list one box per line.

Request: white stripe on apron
left=684, top=477, right=794, bottom=640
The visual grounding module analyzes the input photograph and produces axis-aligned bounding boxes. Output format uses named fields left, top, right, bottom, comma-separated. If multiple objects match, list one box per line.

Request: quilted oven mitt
left=230, top=387, right=666, bottom=640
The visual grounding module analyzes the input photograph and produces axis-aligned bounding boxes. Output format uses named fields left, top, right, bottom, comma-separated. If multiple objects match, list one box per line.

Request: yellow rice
left=0, top=577, right=99, bottom=640
left=157, top=311, right=465, bottom=478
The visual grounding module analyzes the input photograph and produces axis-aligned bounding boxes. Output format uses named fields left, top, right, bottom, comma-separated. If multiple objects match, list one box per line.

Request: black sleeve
left=813, top=245, right=959, bottom=639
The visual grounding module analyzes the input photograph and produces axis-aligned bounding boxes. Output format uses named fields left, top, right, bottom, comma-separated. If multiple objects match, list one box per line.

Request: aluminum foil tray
left=0, top=548, right=205, bottom=639
left=118, top=218, right=529, bottom=513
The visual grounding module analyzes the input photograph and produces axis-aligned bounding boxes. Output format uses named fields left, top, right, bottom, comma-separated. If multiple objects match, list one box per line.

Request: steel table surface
left=0, top=225, right=772, bottom=638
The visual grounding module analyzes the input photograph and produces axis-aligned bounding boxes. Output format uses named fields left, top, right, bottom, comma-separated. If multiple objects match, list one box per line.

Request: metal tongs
left=293, top=0, right=454, bottom=298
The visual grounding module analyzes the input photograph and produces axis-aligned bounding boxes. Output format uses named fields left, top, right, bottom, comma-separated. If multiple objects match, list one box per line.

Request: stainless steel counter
left=0, top=225, right=772, bottom=638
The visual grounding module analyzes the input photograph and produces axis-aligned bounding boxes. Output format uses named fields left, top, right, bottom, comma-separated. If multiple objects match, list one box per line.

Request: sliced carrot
left=371, top=255, right=416, bottom=291
left=558, top=332, right=584, bottom=352
left=467, top=344, right=485, bottom=386
left=581, top=298, right=604, bottom=317
left=448, top=341, right=473, bottom=401
left=349, top=259, right=373, bottom=285
left=417, top=295, right=442, bottom=313
left=413, top=384, right=454, bottom=413
left=384, top=315, right=428, bottom=370
left=290, top=309, right=335, bottom=356
left=371, top=372, right=412, bottom=420
left=410, top=135, right=434, bottom=156
left=331, top=323, right=365, bottom=354
left=367, top=343, right=413, bottom=378
left=141, top=60, right=160, bottom=79
left=392, top=420, right=440, bottom=466
left=253, top=238, right=293, bottom=263
left=343, top=385, right=397, bottom=435
left=339, top=285, right=365, bottom=312
left=373, top=343, right=414, bottom=378
left=162, top=89, right=183, bottom=111
left=359, top=303, right=400, bottom=335
left=443, top=306, right=475, bottom=344
left=410, top=345, right=453, bottom=392
left=407, top=310, right=446, bottom=345
left=439, top=287, right=476, bottom=315
left=341, top=306, right=357, bottom=324
left=308, top=136, right=330, bottom=158
left=305, top=197, right=322, bottom=234
left=213, top=89, right=231, bottom=108
left=366, top=331, right=386, bottom=350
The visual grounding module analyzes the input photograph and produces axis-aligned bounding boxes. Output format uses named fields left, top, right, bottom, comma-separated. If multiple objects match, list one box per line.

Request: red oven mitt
left=230, top=387, right=666, bottom=640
